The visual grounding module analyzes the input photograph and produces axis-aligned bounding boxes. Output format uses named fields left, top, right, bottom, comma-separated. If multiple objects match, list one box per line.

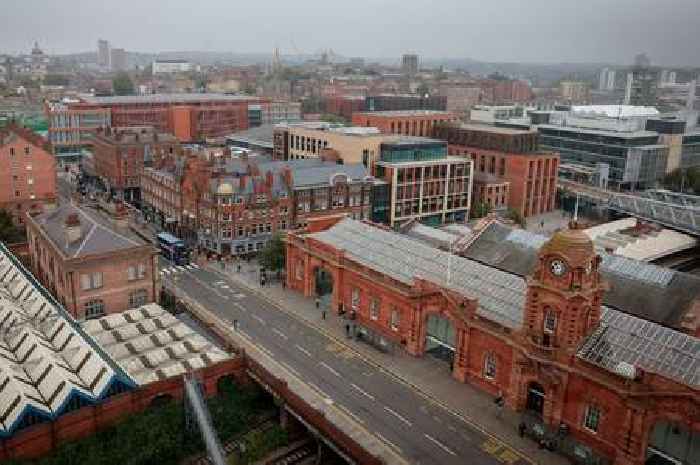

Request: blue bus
left=156, top=232, right=189, bottom=265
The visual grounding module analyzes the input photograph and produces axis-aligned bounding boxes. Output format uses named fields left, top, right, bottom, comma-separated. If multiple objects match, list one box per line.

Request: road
left=162, top=260, right=529, bottom=465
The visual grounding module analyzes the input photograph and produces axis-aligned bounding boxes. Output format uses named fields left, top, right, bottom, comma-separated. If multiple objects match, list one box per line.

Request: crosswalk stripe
left=190, top=263, right=199, bottom=269
left=161, top=268, right=171, bottom=275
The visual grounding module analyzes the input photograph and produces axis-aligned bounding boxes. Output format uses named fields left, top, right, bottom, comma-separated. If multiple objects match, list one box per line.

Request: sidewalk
left=208, top=260, right=570, bottom=465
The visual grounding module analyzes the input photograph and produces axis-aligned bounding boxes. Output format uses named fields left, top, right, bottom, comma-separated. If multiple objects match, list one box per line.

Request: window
left=129, top=289, right=148, bottom=308
left=483, top=352, right=497, bottom=380
left=9, top=147, right=15, bottom=156
left=24, top=147, right=30, bottom=155
left=544, top=308, right=556, bottom=333
left=127, top=264, right=146, bottom=281
left=390, top=307, right=400, bottom=331
left=583, top=405, right=601, bottom=433
left=84, top=299, right=105, bottom=319
left=27, top=177, right=34, bottom=185
left=351, top=288, right=360, bottom=310
left=80, top=272, right=103, bottom=290
left=369, top=297, right=380, bottom=320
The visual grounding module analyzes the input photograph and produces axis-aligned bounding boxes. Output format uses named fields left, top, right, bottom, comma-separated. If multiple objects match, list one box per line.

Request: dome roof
left=540, top=225, right=595, bottom=267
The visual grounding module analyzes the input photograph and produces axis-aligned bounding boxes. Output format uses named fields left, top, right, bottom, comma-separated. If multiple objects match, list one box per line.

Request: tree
left=112, top=72, right=135, bottom=96
left=505, top=208, right=527, bottom=228
left=259, top=233, right=285, bottom=272
left=43, top=74, right=70, bottom=86
left=0, top=210, right=24, bottom=243
left=472, top=201, right=492, bottom=219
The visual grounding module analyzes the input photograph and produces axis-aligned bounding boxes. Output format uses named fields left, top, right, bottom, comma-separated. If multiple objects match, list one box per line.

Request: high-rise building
left=97, top=39, right=110, bottom=69
left=598, top=67, right=616, bottom=91
left=624, top=54, right=658, bottom=107
left=401, top=53, right=419, bottom=76
left=110, top=48, right=127, bottom=71
left=559, top=81, right=590, bottom=103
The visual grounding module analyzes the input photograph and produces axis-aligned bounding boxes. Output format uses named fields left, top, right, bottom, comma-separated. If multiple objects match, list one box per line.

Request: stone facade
left=286, top=216, right=699, bottom=465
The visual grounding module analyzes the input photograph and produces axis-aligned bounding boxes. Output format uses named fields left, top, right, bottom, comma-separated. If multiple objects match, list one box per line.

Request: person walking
left=345, top=323, right=351, bottom=338
left=233, top=319, right=238, bottom=331
left=321, top=309, right=326, bottom=320
left=494, top=391, right=505, bottom=419
left=315, top=297, right=320, bottom=310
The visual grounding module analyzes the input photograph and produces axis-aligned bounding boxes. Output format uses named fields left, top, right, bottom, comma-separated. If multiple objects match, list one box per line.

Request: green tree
left=259, top=233, right=286, bottom=272
left=472, top=201, right=491, bottom=219
left=505, top=208, right=526, bottom=228
left=112, top=72, right=135, bottom=96
left=0, top=209, right=24, bottom=243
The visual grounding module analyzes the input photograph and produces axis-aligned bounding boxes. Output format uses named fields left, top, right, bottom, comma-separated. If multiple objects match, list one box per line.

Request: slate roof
left=32, top=203, right=144, bottom=259
left=0, top=244, right=134, bottom=437
left=462, top=222, right=700, bottom=327
left=309, top=218, right=527, bottom=329
left=289, top=163, right=370, bottom=188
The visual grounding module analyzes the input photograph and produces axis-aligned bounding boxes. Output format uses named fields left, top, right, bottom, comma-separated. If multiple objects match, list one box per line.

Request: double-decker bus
left=156, top=232, right=189, bottom=265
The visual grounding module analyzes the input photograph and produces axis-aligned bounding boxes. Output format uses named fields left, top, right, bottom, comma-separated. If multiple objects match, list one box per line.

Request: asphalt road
left=162, top=259, right=529, bottom=465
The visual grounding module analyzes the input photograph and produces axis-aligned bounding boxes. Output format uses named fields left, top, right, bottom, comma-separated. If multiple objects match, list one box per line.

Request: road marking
left=232, top=293, right=246, bottom=299
left=307, top=382, right=331, bottom=400
left=375, top=432, right=402, bottom=454
left=384, top=406, right=412, bottom=426
left=295, top=345, right=312, bottom=357
left=161, top=268, right=171, bottom=275
left=176, top=265, right=186, bottom=272
left=232, top=302, right=247, bottom=312
left=350, top=383, right=375, bottom=401
left=337, top=404, right=365, bottom=425
left=252, top=314, right=266, bottom=325
left=272, top=328, right=288, bottom=340
left=190, top=263, right=199, bottom=269
left=425, top=434, right=456, bottom=456
left=184, top=265, right=193, bottom=270
left=320, top=361, right=340, bottom=377
left=258, top=345, right=274, bottom=359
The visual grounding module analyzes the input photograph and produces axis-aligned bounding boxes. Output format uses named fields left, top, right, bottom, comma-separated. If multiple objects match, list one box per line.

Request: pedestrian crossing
left=159, top=263, right=199, bottom=276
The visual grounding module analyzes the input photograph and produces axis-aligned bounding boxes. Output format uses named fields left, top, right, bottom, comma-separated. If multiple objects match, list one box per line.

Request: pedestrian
left=321, top=310, right=326, bottom=320
left=260, top=276, right=266, bottom=287
left=338, top=302, right=345, bottom=315
left=281, top=280, right=286, bottom=290
left=233, top=319, right=238, bottom=331
left=540, top=220, right=544, bottom=229
left=345, top=323, right=351, bottom=337
left=315, top=297, right=320, bottom=309
left=237, top=263, right=241, bottom=273
left=494, top=391, right=505, bottom=419
left=518, top=422, right=527, bottom=438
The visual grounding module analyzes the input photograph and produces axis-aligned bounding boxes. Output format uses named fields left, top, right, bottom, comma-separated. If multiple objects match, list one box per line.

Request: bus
left=156, top=232, right=189, bottom=265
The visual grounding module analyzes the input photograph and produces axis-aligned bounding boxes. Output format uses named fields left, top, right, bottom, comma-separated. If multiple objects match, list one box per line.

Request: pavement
left=160, top=257, right=570, bottom=465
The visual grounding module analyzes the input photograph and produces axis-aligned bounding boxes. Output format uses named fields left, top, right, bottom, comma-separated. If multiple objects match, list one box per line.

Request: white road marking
left=252, top=314, right=265, bottom=325
left=384, top=406, right=412, bottom=426
left=272, top=328, right=289, bottom=340
left=307, top=382, right=331, bottom=400
left=176, top=265, right=186, bottom=272
left=232, top=293, right=246, bottom=299
left=320, top=361, right=340, bottom=377
left=161, top=268, right=171, bottom=275
left=295, top=345, right=312, bottom=357
left=190, top=263, right=199, bottom=269
left=424, top=434, right=456, bottom=456
left=219, top=284, right=230, bottom=289
left=337, top=404, right=365, bottom=425
left=350, top=383, right=375, bottom=401
left=375, top=432, right=402, bottom=453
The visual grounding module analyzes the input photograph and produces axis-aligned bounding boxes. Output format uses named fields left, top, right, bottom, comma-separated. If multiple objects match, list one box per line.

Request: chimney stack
left=64, top=213, right=82, bottom=244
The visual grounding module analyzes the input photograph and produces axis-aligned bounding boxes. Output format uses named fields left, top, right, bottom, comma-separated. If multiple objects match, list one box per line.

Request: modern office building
left=365, top=94, right=447, bottom=112
left=401, top=53, right=419, bottom=76
left=0, top=124, right=57, bottom=226
left=435, top=123, right=558, bottom=218
left=559, top=81, right=590, bottom=104
left=624, top=61, right=659, bottom=107
left=469, top=105, right=526, bottom=124
left=351, top=110, right=457, bottom=137
left=97, top=39, right=110, bottom=69
left=110, top=48, right=127, bottom=71
left=538, top=125, right=666, bottom=189
left=598, top=68, right=616, bottom=91
left=373, top=137, right=473, bottom=226
left=152, top=59, right=193, bottom=74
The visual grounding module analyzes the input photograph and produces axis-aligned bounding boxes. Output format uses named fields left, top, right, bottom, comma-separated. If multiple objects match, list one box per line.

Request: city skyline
left=3, top=0, right=700, bottom=66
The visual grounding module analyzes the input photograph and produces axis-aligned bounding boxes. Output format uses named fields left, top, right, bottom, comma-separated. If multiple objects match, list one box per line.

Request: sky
left=3, top=0, right=700, bottom=66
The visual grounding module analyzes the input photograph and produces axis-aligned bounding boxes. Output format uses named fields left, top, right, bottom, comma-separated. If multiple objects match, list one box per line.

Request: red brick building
left=287, top=216, right=699, bottom=465
left=351, top=110, right=457, bottom=137
left=26, top=203, right=159, bottom=319
left=92, top=128, right=182, bottom=202
left=435, top=123, right=558, bottom=218
left=0, top=124, right=57, bottom=226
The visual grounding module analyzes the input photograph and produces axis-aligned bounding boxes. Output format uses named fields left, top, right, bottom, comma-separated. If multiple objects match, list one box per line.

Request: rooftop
left=227, top=124, right=275, bottom=147
left=0, top=244, right=134, bottom=437
left=381, top=135, right=446, bottom=146
left=354, top=110, right=453, bottom=117
left=81, top=304, right=231, bottom=386
left=457, top=123, right=537, bottom=136
left=78, top=93, right=261, bottom=105
left=538, top=124, right=660, bottom=139
left=31, top=203, right=148, bottom=259
left=570, top=105, right=660, bottom=119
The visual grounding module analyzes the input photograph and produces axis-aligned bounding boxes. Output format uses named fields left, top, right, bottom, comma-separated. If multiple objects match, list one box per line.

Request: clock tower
left=523, top=223, right=606, bottom=357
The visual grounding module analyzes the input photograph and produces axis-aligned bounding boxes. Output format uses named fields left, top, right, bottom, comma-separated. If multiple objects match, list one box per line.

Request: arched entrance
left=425, top=314, right=456, bottom=366
left=313, top=267, right=334, bottom=308
left=525, top=382, right=545, bottom=417
left=646, top=421, right=699, bottom=465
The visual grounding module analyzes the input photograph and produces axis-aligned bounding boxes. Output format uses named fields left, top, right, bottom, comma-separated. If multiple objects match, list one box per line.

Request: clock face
left=550, top=259, right=567, bottom=277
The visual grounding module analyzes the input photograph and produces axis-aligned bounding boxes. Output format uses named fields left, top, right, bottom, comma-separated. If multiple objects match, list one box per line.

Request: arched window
left=544, top=308, right=557, bottom=334
left=483, top=352, right=497, bottom=380
left=84, top=299, right=105, bottom=319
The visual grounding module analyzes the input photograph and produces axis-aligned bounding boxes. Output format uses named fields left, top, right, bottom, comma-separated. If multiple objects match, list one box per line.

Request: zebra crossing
left=159, top=263, right=199, bottom=276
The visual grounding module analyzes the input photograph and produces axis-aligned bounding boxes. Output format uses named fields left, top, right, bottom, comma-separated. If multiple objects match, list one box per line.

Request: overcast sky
left=3, top=0, right=699, bottom=66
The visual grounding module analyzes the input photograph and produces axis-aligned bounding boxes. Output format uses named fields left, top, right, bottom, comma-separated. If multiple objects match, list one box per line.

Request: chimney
left=64, top=213, right=82, bottom=244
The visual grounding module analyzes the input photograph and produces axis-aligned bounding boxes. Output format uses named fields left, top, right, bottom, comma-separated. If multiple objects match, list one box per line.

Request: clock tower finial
left=523, top=224, right=606, bottom=356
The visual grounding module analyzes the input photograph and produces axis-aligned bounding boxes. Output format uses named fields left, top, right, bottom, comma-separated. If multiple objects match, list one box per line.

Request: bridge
left=559, top=179, right=700, bottom=236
